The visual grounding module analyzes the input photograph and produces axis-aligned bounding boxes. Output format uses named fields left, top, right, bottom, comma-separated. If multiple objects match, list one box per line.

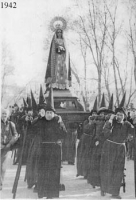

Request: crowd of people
left=1, top=17, right=136, bottom=199
left=1, top=87, right=67, bottom=199
left=76, top=94, right=135, bottom=199
left=1, top=90, right=136, bottom=199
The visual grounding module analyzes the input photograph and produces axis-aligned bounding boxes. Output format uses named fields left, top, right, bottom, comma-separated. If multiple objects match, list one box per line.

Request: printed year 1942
left=1, top=2, right=17, bottom=8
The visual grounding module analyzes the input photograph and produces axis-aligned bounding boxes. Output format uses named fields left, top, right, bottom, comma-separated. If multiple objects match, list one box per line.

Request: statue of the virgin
left=45, top=17, right=71, bottom=90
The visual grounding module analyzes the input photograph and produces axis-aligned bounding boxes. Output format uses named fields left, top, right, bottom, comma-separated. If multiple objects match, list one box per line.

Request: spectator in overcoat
left=1, top=108, right=19, bottom=190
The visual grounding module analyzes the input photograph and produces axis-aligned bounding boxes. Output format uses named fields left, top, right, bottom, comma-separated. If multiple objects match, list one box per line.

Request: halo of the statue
left=50, top=16, right=67, bottom=32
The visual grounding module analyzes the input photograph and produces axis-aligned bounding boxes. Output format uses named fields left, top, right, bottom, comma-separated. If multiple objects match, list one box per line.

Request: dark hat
left=97, top=107, right=109, bottom=115
left=45, top=86, right=55, bottom=113
left=108, top=94, right=114, bottom=114
left=38, top=103, right=46, bottom=111
left=90, top=97, right=98, bottom=115
left=31, top=90, right=37, bottom=112
left=115, top=107, right=126, bottom=115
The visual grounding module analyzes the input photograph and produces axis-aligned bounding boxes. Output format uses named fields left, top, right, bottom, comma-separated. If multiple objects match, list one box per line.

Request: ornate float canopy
left=50, top=16, right=67, bottom=32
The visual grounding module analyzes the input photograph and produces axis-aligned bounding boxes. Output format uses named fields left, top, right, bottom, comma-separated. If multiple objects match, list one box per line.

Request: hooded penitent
left=38, top=85, right=46, bottom=110
left=90, top=97, right=98, bottom=115
left=105, top=94, right=115, bottom=120
left=39, top=85, right=45, bottom=105
left=119, top=92, right=126, bottom=108
left=115, top=92, right=126, bottom=115
left=98, top=93, right=108, bottom=114
left=31, top=90, right=37, bottom=112
left=100, top=93, right=106, bottom=107
left=45, top=86, right=55, bottom=113
left=108, top=94, right=114, bottom=114
left=26, top=94, right=32, bottom=111
left=23, top=98, right=28, bottom=111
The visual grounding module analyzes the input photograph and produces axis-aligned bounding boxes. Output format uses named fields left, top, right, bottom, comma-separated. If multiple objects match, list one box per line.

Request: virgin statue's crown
left=50, top=16, right=67, bottom=32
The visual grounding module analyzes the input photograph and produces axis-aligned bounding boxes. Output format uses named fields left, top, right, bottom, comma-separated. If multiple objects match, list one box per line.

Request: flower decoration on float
left=50, top=16, right=67, bottom=32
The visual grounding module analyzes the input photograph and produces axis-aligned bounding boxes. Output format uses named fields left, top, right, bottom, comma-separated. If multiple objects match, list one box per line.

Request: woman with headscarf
left=1, top=108, right=19, bottom=190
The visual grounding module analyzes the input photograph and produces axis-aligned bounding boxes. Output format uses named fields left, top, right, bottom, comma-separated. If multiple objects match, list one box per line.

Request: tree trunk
left=98, top=71, right=101, bottom=107
left=1, top=72, right=6, bottom=103
left=84, top=65, right=87, bottom=103
left=112, top=43, right=119, bottom=106
left=104, top=68, right=111, bottom=101
left=134, top=54, right=136, bottom=84
left=105, top=81, right=111, bottom=101
left=115, top=62, right=125, bottom=95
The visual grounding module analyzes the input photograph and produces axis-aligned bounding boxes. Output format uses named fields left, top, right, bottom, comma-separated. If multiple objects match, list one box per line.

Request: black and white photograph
left=1, top=0, right=136, bottom=199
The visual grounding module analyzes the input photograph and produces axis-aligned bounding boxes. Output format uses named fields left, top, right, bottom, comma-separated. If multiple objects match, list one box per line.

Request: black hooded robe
left=37, top=116, right=67, bottom=198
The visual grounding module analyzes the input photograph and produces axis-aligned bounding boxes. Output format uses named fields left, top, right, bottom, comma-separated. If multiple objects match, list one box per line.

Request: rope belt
left=107, top=139, right=125, bottom=145
left=41, top=142, right=62, bottom=144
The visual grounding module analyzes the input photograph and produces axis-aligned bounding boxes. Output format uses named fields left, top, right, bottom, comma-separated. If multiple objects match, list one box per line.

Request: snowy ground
left=0, top=151, right=135, bottom=199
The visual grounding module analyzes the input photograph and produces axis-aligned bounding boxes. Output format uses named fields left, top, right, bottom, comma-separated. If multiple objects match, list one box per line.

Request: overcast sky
left=1, top=0, right=76, bottom=86
left=1, top=0, right=134, bottom=92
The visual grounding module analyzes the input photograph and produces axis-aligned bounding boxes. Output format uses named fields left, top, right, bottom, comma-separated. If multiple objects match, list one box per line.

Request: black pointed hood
left=98, top=93, right=108, bottom=114
left=100, top=93, right=106, bottom=108
left=23, top=98, right=28, bottom=111
left=38, top=85, right=46, bottom=110
left=26, top=94, right=32, bottom=111
left=45, top=86, right=55, bottom=113
left=119, top=92, right=126, bottom=108
left=90, top=97, right=98, bottom=115
left=108, top=94, right=114, bottom=114
left=115, top=92, right=126, bottom=115
left=30, top=90, right=37, bottom=112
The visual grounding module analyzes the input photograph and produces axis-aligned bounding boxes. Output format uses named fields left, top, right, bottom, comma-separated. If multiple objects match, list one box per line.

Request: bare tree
left=126, top=66, right=136, bottom=108
left=79, top=34, right=88, bottom=102
left=114, top=57, right=127, bottom=95
left=70, top=61, right=80, bottom=86
left=1, top=42, right=14, bottom=103
left=123, top=0, right=136, bottom=84
left=103, top=0, right=123, bottom=106
left=128, top=20, right=136, bottom=84
left=102, top=62, right=111, bottom=100
left=71, top=0, right=108, bottom=105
